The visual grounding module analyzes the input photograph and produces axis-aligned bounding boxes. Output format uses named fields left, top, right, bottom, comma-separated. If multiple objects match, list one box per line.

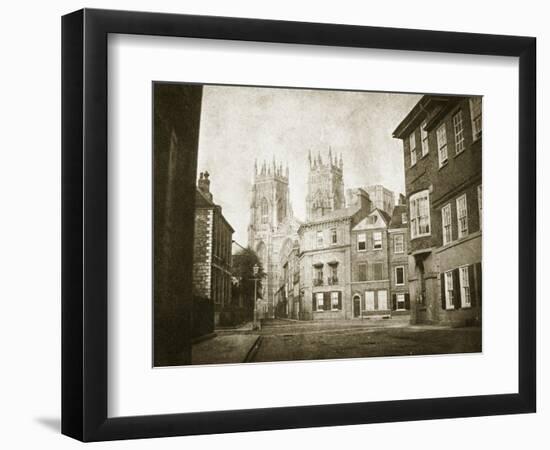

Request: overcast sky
left=196, top=85, right=421, bottom=246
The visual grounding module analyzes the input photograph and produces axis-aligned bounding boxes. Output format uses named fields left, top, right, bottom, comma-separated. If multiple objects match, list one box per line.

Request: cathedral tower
left=248, top=157, right=297, bottom=318
left=306, top=148, right=345, bottom=221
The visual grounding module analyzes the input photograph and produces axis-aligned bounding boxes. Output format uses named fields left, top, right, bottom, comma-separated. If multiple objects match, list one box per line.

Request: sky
left=196, top=85, right=421, bottom=246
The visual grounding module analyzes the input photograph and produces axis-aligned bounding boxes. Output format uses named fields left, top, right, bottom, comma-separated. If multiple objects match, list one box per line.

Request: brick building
left=193, top=171, right=234, bottom=328
left=388, top=203, right=411, bottom=313
left=350, top=207, right=392, bottom=318
left=299, top=188, right=371, bottom=320
left=393, top=95, right=482, bottom=326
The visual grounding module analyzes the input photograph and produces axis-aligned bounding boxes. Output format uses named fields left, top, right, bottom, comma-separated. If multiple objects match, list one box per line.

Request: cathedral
left=247, top=149, right=406, bottom=320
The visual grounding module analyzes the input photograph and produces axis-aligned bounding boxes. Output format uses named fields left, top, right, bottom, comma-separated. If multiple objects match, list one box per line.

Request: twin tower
left=248, top=148, right=345, bottom=244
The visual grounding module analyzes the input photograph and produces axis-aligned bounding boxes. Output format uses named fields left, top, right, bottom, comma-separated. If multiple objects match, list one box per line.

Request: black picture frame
left=61, top=8, right=536, bottom=442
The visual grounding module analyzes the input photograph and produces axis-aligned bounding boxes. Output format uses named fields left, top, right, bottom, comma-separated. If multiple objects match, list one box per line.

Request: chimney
left=198, top=171, right=213, bottom=201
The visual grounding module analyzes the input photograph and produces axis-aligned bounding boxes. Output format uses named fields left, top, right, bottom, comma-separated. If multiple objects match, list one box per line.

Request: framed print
left=61, top=8, right=536, bottom=442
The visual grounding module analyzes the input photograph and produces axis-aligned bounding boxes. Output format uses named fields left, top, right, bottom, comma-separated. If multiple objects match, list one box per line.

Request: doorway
left=353, top=295, right=361, bottom=317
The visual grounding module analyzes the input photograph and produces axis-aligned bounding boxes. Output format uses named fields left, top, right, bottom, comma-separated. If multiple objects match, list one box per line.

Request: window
left=316, top=292, right=324, bottom=311
left=421, top=120, right=429, bottom=156
left=410, top=190, right=431, bottom=239
left=316, top=230, right=323, bottom=248
left=437, top=123, right=448, bottom=167
left=260, top=198, right=269, bottom=224
left=313, top=266, right=323, bottom=286
left=396, top=293, right=406, bottom=310
left=453, top=110, right=465, bottom=154
left=329, top=264, right=338, bottom=284
left=373, top=231, right=382, bottom=249
left=395, top=266, right=405, bottom=286
left=469, top=97, right=482, bottom=141
left=357, top=233, right=366, bottom=251
left=357, top=263, right=367, bottom=282
left=372, top=263, right=383, bottom=281
left=330, top=228, right=337, bottom=244
left=409, top=132, right=417, bottom=167
left=331, top=292, right=340, bottom=310
left=478, top=185, right=482, bottom=231
left=459, top=266, right=471, bottom=307
left=444, top=271, right=454, bottom=309
left=401, top=212, right=408, bottom=224
left=456, top=194, right=468, bottom=238
left=442, top=203, right=452, bottom=245
left=394, top=234, right=404, bottom=253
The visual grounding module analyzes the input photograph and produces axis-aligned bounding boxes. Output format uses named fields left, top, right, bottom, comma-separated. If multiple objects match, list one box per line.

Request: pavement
left=191, top=317, right=481, bottom=365
left=191, top=333, right=260, bottom=366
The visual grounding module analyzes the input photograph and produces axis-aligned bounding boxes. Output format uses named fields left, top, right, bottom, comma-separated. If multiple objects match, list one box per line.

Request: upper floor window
left=313, top=266, right=323, bottom=286
left=316, top=230, right=324, bottom=248
left=372, top=263, right=384, bottom=281
left=394, top=234, right=404, bottom=254
left=357, top=263, right=367, bottom=282
left=421, top=120, right=429, bottom=156
left=357, top=233, right=366, bottom=251
left=410, top=190, right=431, bottom=239
left=469, top=97, right=482, bottom=141
left=395, top=266, right=405, bottom=286
left=442, top=203, right=452, bottom=245
left=478, top=185, right=482, bottom=231
left=260, top=198, right=269, bottom=224
left=401, top=212, right=408, bottom=224
left=330, top=228, right=337, bottom=245
left=437, top=123, right=448, bottom=167
left=409, top=132, right=417, bottom=167
left=456, top=194, right=469, bottom=238
left=373, top=231, right=382, bottom=250
left=453, top=110, right=465, bottom=155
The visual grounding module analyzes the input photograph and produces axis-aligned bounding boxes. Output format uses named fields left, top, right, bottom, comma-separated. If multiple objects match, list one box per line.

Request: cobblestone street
left=251, top=319, right=481, bottom=363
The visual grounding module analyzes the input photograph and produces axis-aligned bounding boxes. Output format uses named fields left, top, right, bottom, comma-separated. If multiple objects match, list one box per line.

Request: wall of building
left=193, top=208, right=213, bottom=299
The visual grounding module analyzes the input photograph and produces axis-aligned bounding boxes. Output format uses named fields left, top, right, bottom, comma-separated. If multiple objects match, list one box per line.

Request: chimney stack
left=198, top=171, right=213, bottom=201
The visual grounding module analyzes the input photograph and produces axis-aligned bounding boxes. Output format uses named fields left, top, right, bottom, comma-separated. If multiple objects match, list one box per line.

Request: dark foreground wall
left=154, top=83, right=203, bottom=366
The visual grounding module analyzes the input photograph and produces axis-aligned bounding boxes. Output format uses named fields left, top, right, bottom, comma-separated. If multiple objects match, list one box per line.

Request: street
left=194, top=318, right=482, bottom=365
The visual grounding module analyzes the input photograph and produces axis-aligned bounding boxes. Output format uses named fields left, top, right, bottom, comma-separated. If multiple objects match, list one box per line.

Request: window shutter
left=392, top=294, right=397, bottom=310
left=440, top=273, right=446, bottom=310
left=312, top=293, right=316, bottom=311
left=338, top=291, right=342, bottom=310
left=453, top=268, right=461, bottom=309
left=324, top=292, right=330, bottom=311
left=476, top=262, right=482, bottom=306
left=405, top=293, right=411, bottom=310
left=468, top=265, right=477, bottom=307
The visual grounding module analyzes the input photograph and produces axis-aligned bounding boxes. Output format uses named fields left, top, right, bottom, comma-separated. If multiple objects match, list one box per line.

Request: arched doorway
left=353, top=294, right=361, bottom=318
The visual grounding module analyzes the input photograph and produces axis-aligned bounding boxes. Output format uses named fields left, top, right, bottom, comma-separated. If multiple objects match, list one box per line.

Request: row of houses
left=191, top=93, right=482, bottom=334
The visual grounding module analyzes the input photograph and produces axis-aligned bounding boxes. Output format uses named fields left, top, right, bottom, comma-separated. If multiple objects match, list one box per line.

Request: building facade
left=299, top=189, right=371, bottom=320
left=247, top=159, right=301, bottom=317
left=193, top=171, right=234, bottom=328
left=363, top=184, right=396, bottom=217
left=388, top=203, right=411, bottom=313
left=393, top=95, right=482, bottom=326
left=350, top=207, right=392, bottom=318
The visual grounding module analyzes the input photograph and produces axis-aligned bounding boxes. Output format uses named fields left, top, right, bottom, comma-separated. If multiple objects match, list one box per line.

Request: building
left=363, top=184, right=395, bottom=217
left=193, top=171, right=234, bottom=328
left=247, top=159, right=301, bottom=318
left=388, top=203, right=411, bottom=313
left=393, top=95, right=482, bottom=326
left=350, top=206, right=392, bottom=318
left=306, top=149, right=345, bottom=220
left=299, top=188, right=371, bottom=320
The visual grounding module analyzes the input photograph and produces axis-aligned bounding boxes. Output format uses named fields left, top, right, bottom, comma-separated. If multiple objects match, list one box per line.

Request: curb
left=243, top=335, right=263, bottom=363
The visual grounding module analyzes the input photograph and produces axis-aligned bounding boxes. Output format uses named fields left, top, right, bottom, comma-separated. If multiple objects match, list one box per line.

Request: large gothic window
left=260, top=198, right=269, bottom=224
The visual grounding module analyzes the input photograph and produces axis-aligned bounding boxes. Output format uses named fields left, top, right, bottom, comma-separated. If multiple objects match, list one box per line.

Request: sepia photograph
left=153, top=82, right=482, bottom=367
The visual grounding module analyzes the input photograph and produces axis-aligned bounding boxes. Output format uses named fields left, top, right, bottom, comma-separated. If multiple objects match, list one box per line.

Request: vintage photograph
left=153, top=83, right=482, bottom=367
